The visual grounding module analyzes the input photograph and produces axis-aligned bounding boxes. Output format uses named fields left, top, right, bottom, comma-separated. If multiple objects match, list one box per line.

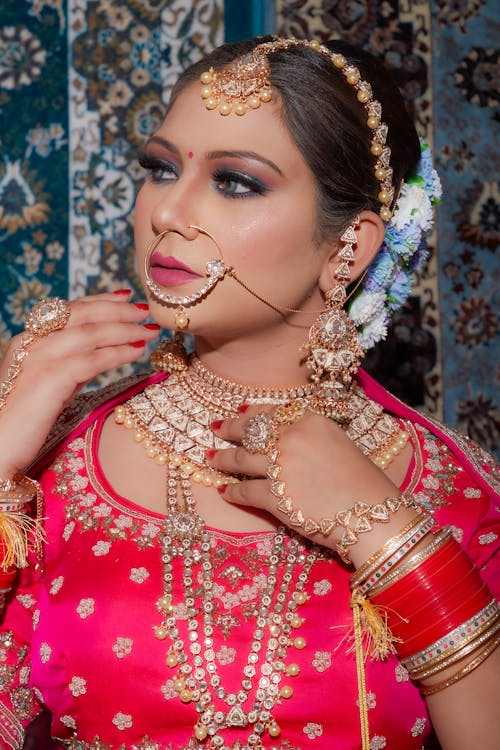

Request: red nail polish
left=237, top=404, right=249, bottom=413
left=133, top=303, right=149, bottom=310
left=210, top=420, right=224, bottom=431
left=143, top=323, right=160, bottom=330
left=130, top=340, right=146, bottom=348
left=217, top=484, right=228, bottom=494
left=113, top=288, right=132, bottom=295
left=205, top=449, right=218, bottom=460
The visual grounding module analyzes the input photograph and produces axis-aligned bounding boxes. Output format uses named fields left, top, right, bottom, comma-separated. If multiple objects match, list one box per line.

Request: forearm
left=425, top=648, right=500, bottom=750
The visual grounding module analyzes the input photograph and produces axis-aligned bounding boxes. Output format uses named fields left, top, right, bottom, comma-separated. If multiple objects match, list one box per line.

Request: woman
left=0, top=37, right=498, bottom=750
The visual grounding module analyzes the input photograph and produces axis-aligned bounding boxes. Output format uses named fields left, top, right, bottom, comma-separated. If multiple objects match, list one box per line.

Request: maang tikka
left=305, top=218, right=363, bottom=414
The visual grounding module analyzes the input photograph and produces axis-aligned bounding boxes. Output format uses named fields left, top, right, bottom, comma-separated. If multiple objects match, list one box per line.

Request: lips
left=149, top=252, right=202, bottom=287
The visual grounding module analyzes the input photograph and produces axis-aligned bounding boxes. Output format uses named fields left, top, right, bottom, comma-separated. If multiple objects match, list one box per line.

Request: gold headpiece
left=200, top=39, right=395, bottom=220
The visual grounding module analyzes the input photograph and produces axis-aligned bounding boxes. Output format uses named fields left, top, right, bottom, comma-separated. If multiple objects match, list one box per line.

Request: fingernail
left=133, top=303, right=149, bottom=310
left=143, top=323, right=160, bottom=330
left=237, top=404, right=249, bottom=413
left=210, top=420, right=224, bottom=431
left=205, top=449, right=218, bottom=460
left=113, top=288, right=132, bottom=296
left=217, top=484, right=228, bottom=494
left=130, top=340, right=146, bottom=348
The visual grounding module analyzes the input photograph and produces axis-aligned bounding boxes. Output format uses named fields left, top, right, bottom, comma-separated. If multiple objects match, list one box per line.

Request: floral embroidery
left=112, top=711, right=133, bottom=730
left=463, top=487, right=482, bottom=498
left=313, top=579, right=332, bottom=596
left=10, top=685, right=39, bottom=721
left=76, top=598, right=95, bottom=619
left=33, top=609, right=40, bottom=630
left=112, top=637, right=133, bottom=659
left=357, top=691, right=376, bottom=709
left=370, top=736, right=387, bottom=750
left=39, top=643, right=51, bottom=663
left=479, top=532, right=498, bottom=545
left=16, top=594, right=36, bottom=608
left=161, top=680, right=176, bottom=701
left=303, top=723, right=323, bottom=739
left=411, top=717, right=427, bottom=736
left=130, top=567, right=150, bottom=584
left=216, top=645, right=236, bottom=665
left=60, top=715, right=77, bottom=729
left=92, top=540, right=111, bottom=556
left=394, top=663, right=410, bottom=682
left=413, top=427, right=463, bottom=508
left=54, top=439, right=162, bottom=550
left=50, top=575, right=64, bottom=595
left=69, top=676, right=87, bottom=697
left=312, top=651, right=332, bottom=672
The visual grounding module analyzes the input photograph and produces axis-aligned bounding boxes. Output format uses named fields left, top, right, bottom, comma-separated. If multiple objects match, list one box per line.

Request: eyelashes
left=137, top=154, right=270, bottom=199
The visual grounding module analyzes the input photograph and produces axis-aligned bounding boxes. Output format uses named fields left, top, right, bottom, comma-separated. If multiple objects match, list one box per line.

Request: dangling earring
left=151, top=332, right=189, bottom=373
left=305, top=218, right=363, bottom=413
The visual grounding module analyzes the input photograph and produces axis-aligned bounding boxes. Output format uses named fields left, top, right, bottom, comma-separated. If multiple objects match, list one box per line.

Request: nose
left=148, top=179, right=200, bottom=240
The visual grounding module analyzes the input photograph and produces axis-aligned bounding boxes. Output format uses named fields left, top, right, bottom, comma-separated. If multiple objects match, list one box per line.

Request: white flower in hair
left=358, top=308, right=388, bottom=349
left=391, top=183, right=433, bottom=233
left=349, top=290, right=386, bottom=326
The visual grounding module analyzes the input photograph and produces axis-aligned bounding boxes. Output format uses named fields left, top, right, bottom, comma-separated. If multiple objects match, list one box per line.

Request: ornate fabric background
left=0, top=0, right=498, bottom=453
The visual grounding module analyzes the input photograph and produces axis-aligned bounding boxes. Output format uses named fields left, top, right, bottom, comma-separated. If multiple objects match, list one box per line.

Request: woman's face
left=134, top=82, right=333, bottom=342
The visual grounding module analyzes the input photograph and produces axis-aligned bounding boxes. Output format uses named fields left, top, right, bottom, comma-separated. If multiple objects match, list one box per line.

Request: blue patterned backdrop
left=0, top=0, right=498, bottom=453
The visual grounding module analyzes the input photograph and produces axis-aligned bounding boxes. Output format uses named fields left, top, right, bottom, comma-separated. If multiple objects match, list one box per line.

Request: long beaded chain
left=153, top=461, right=318, bottom=748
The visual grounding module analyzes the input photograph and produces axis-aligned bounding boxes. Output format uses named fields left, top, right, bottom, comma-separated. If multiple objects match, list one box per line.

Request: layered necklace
left=113, top=344, right=409, bottom=748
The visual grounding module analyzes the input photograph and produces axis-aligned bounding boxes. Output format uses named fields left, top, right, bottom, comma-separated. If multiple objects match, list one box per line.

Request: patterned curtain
left=1, top=0, right=498, bottom=454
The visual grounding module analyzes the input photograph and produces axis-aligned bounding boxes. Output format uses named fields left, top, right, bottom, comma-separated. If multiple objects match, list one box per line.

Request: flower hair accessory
left=348, top=141, right=442, bottom=349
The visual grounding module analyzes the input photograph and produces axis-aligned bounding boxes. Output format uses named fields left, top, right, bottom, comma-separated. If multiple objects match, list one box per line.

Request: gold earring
left=305, top=219, right=363, bottom=408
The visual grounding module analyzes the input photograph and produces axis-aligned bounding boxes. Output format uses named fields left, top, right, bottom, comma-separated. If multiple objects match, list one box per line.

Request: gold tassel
left=0, top=510, right=41, bottom=570
left=350, top=589, right=402, bottom=750
left=350, top=589, right=400, bottom=661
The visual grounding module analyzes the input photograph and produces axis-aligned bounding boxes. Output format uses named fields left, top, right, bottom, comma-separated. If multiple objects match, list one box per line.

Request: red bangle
left=376, top=565, right=482, bottom=624
left=370, top=540, right=491, bottom=656
left=371, top=539, right=465, bottom=606
left=395, top=585, right=491, bottom=657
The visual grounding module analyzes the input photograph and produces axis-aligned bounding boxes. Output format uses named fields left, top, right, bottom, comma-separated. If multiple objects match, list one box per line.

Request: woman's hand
left=208, top=406, right=417, bottom=564
left=0, top=292, right=160, bottom=478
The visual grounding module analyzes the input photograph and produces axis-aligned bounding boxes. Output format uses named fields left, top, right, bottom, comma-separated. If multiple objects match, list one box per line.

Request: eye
left=138, top=155, right=178, bottom=184
left=213, top=168, right=269, bottom=199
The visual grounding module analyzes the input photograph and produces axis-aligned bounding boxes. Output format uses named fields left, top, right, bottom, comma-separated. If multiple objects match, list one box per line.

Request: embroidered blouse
left=0, top=373, right=498, bottom=750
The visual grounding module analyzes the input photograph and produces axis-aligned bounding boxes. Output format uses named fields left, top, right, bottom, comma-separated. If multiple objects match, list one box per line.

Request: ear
left=318, top=210, right=385, bottom=294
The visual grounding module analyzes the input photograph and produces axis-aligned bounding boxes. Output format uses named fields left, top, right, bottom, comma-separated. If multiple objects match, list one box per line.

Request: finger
left=208, top=446, right=268, bottom=478
left=29, top=321, right=160, bottom=357
left=211, top=405, right=274, bottom=444
left=218, top=477, right=271, bottom=510
left=64, top=299, right=151, bottom=328
left=78, top=289, right=134, bottom=303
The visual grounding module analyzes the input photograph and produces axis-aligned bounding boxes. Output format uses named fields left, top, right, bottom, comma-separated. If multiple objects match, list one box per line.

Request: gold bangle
left=366, top=527, right=453, bottom=598
left=419, top=633, right=500, bottom=696
left=351, top=515, right=435, bottom=594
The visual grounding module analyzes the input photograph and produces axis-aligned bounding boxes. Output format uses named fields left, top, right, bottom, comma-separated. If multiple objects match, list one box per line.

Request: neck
left=194, top=324, right=312, bottom=389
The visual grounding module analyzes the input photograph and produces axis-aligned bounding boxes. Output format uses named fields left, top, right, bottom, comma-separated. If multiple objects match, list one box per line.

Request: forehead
left=155, top=82, right=308, bottom=171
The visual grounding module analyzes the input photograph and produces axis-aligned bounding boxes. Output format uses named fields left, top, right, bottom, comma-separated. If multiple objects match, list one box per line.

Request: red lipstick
left=149, top=252, right=202, bottom=287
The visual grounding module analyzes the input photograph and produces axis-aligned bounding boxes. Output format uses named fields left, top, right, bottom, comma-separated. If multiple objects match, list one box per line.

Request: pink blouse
left=0, top=378, right=498, bottom=750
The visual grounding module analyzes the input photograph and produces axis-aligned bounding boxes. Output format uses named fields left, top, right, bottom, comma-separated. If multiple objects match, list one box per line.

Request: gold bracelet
left=0, top=333, right=35, bottom=412
left=351, top=515, right=435, bottom=595
left=419, top=633, right=500, bottom=696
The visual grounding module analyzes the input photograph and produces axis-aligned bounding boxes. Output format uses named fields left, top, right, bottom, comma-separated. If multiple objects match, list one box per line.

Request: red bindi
left=188, top=151, right=194, bottom=159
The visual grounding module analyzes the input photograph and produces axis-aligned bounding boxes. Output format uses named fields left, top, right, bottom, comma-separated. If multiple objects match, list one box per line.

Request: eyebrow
left=147, top=137, right=284, bottom=178
left=206, top=150, right=284, bottom=177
